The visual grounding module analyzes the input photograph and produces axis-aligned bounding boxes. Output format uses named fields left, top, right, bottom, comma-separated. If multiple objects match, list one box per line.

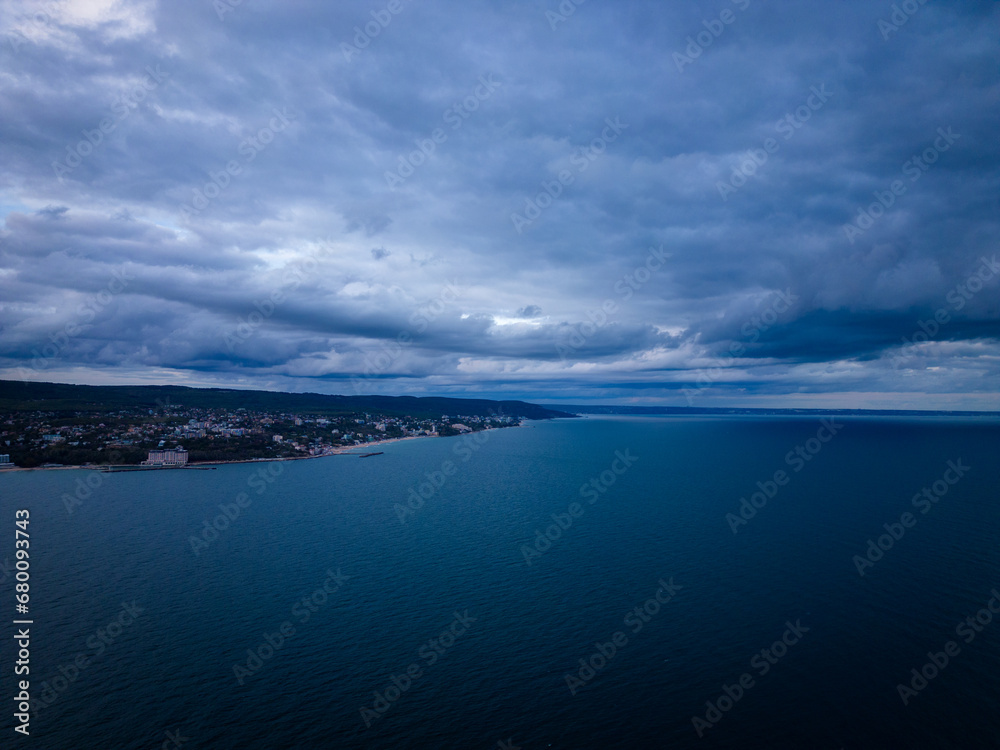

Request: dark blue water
left=2, top=415, right=999, bottom=749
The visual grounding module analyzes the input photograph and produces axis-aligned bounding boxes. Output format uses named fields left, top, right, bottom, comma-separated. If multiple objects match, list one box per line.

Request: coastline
left=0, top=427, right=516, bottom=473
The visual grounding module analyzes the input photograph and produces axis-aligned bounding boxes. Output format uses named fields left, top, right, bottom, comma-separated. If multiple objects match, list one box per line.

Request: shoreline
left=0, top=427, right=517, bottom=473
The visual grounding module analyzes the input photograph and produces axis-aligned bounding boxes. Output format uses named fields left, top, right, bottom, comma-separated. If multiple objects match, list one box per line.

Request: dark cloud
left=36, top=205, right=68, bottom=219
left=0, top=0, right=998, bottom=408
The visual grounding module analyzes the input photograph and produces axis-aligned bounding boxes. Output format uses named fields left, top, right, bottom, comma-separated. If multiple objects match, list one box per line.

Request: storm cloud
left=1, top=0, right=998, bottom=408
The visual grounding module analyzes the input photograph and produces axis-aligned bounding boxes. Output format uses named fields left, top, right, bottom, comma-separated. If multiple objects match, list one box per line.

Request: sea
left=2, top=414, right=999, bottom=749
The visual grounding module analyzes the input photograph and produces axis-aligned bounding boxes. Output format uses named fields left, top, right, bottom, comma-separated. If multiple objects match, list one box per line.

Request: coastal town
left=0, top=405, right=520, bottom=469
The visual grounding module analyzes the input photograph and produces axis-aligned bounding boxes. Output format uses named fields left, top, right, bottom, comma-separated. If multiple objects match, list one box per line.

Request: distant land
left=545, top=404, right=1000, bottom=417
left=0, top=380, right=577, bottom=468
left=0, top=380, right=574, bottom=420
left=0, top=381, right=995, bottom=418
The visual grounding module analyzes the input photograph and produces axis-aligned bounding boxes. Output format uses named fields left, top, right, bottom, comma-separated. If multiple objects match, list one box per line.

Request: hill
left=0, top=380, right=574, bottom=420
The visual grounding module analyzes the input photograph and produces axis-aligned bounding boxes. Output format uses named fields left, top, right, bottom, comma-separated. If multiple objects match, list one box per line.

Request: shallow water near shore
left=2, top=415, right=999, bottom=749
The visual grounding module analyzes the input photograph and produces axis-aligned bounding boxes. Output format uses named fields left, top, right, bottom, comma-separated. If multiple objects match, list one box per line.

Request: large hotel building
left=142, top=447, right=189, bottom=466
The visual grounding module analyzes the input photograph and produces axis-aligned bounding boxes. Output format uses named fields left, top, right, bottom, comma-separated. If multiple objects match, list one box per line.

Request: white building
left=143, top=447, right=189, bottom=466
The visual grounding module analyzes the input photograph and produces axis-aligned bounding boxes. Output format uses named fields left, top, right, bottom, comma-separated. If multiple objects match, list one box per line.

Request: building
left=143, top=447, right=189, bottom=466
left=0, top=454, right=12, bottom=468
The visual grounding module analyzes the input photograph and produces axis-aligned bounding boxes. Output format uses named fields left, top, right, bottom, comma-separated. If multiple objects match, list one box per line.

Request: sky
left=0, top=0, right=998, bottom=409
